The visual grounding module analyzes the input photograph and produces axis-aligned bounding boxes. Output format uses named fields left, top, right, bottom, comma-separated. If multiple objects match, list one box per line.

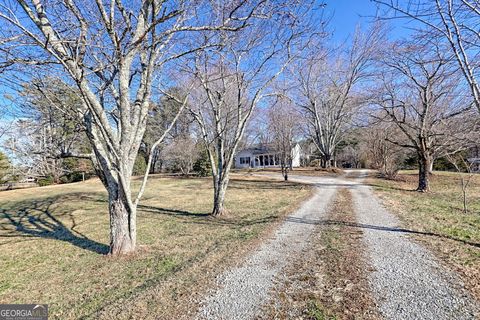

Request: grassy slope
left=369, top=171, right=480, bottom=299
left=0, top=175, right=311, bottom=319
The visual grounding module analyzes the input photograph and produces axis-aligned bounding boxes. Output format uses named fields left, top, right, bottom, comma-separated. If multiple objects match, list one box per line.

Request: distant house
left=234, top=143, right=301, bottom=169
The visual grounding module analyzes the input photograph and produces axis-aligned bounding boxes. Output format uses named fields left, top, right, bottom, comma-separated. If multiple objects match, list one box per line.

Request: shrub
left=38, top=176, right=54, bottom=186
left=193, top=151, right=211, bottom=177
left=133, top=155, right=147, bottom=176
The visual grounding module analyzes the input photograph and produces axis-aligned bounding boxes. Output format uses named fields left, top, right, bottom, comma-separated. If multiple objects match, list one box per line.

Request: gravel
left=351, top=175, right=479, bottom=320
left=196, top=170, right=479, bottom=319
left=195, top=176, right=337, bottom=320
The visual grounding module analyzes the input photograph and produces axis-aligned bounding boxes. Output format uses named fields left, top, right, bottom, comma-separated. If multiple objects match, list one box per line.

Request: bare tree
left=294, top=25, right=383, bottom=168
left=0, top=151, right=10, bottom=182
left=446, top=152, right=476, bottom=214
left=162, top=136, right=199, bottom=175
left=141, top=89, right=192, bottom=174
left=374, top=0, right=480, bottom=113
left=360, top=121, right=408, bottom=179
left=3, top=119, right=57, bottom=180
left=268, top=97, right=301, bottom=181
left=0, top=1, right=267, bottom=254
left=374, top=41, right=475, bottom=191
left=337, top=145, right=361, bottom=168
left=182, top=3, right=320, bottom=216
left=17, top=78, right=91, bottom=182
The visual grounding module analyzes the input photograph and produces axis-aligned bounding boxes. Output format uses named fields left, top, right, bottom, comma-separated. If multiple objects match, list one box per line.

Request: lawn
left=368, top=171, right=480, bottom=299
left=233, top=166, right=344, bottom=178
left=0, top=175, right=312, bottom=319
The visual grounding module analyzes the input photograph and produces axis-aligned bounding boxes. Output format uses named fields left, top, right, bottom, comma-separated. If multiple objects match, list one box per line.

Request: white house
left=234, top=143, right=301, bottom=169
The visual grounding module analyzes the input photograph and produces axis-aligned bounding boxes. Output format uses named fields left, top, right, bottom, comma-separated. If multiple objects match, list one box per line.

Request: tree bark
left=428, top=158, right=434, bottom=174
left=323, top=154, right=332, bottom=168
left=107, top=182, right=136, bottom=255
left=462, top=180, right=468, bottom=214
left=212, top=176, right=228, bottom=216
left=417, top=154, right=430, bottom=192
left=282, top=164, right=289, bottom=181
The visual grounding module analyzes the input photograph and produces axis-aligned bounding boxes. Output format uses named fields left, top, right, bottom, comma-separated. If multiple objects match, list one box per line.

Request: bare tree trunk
left=281, top=164, right=289, bottom=181
left=428, top=157, right=434, bottom=174
left=108, top=183, right=136, bottom=254
left=212, top=176, right=228, bottom=216
left=323, top=154, right=332, bottom=168
left=417, top=154, right=430, bottom=192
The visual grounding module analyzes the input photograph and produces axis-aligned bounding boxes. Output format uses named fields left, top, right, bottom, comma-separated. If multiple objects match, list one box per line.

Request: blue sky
left=0, top=1, right=416, bottom=121
left=324, top=0, right=415, bottom=43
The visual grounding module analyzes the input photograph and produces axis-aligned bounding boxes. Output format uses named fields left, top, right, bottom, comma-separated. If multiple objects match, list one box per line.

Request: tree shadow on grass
left=138, top=204, right=278, bottom=227
left=285, top=217, right=480, bottom=248
left=364, top=182, right=417, bottom=192
left=0, top=193, right=109, bottom=254
left=229, top=179, right=306, bottom=190
left=139, top=204, right=210, bottom=217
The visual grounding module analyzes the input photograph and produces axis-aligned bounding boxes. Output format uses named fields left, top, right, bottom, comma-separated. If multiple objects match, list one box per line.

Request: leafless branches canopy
left=293, top=24, right=384, bottom=168
left=182, top=1, right=321, bottom=216
left=373, top=39, right=477, bottom=191
left=0, top=0, right=304, bottom=254
left=374, top=0, right=480, bottom=113
left=268, top=97, right=301, bottom=181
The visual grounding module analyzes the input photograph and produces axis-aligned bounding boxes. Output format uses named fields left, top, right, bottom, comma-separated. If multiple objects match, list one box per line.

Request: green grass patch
left=306, top=300, right=337, bottom=320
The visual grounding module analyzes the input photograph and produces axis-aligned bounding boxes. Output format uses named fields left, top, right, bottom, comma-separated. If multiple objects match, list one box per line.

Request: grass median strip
left=263, top=188, right=379, bottom=320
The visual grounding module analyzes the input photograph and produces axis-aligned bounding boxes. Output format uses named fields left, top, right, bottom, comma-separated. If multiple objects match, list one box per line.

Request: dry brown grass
left=233, top=166, right=344, bottom=178
left=368, top=171, right=480, bottom=301
left=0, top=175, right=312, bottom=319
left=262, top=188, right=379, bottom=320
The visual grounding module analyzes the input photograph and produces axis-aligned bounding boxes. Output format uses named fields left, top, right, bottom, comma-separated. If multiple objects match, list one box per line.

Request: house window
left=240, top=157, right=250, bottom=165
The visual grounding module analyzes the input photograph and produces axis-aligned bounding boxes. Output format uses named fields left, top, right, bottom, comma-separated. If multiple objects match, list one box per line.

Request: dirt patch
left=261, top=188, right=380, bottom=319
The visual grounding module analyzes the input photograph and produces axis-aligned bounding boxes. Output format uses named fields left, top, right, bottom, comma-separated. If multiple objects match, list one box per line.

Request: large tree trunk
left=107, top=182, right=136, bottom=255
left=417, top=153, right=430, bottom=192
left=90, top=139, right=138, bottom=255
left=105, top=172, right=137, bottom=255
left=212, top=176, right=228, bottom=216
left=322, top=154, right=332, bottom=168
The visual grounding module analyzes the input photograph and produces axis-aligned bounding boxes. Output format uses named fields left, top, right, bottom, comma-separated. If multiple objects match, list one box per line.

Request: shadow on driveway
left=285, top=216, right=480, bottom=248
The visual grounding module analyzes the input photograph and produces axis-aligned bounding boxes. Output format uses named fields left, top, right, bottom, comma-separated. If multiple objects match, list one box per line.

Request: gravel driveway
left=350, top=172, right=479, bottom=319
left=195, top=175, right=339, bottom=320
left=195, top=170, right=479, bottom=319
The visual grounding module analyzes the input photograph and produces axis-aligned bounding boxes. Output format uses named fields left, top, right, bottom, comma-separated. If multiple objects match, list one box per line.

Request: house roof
left=238, top=143, right=299, bottom=155
left=238, top=143, right=277, bottom=155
